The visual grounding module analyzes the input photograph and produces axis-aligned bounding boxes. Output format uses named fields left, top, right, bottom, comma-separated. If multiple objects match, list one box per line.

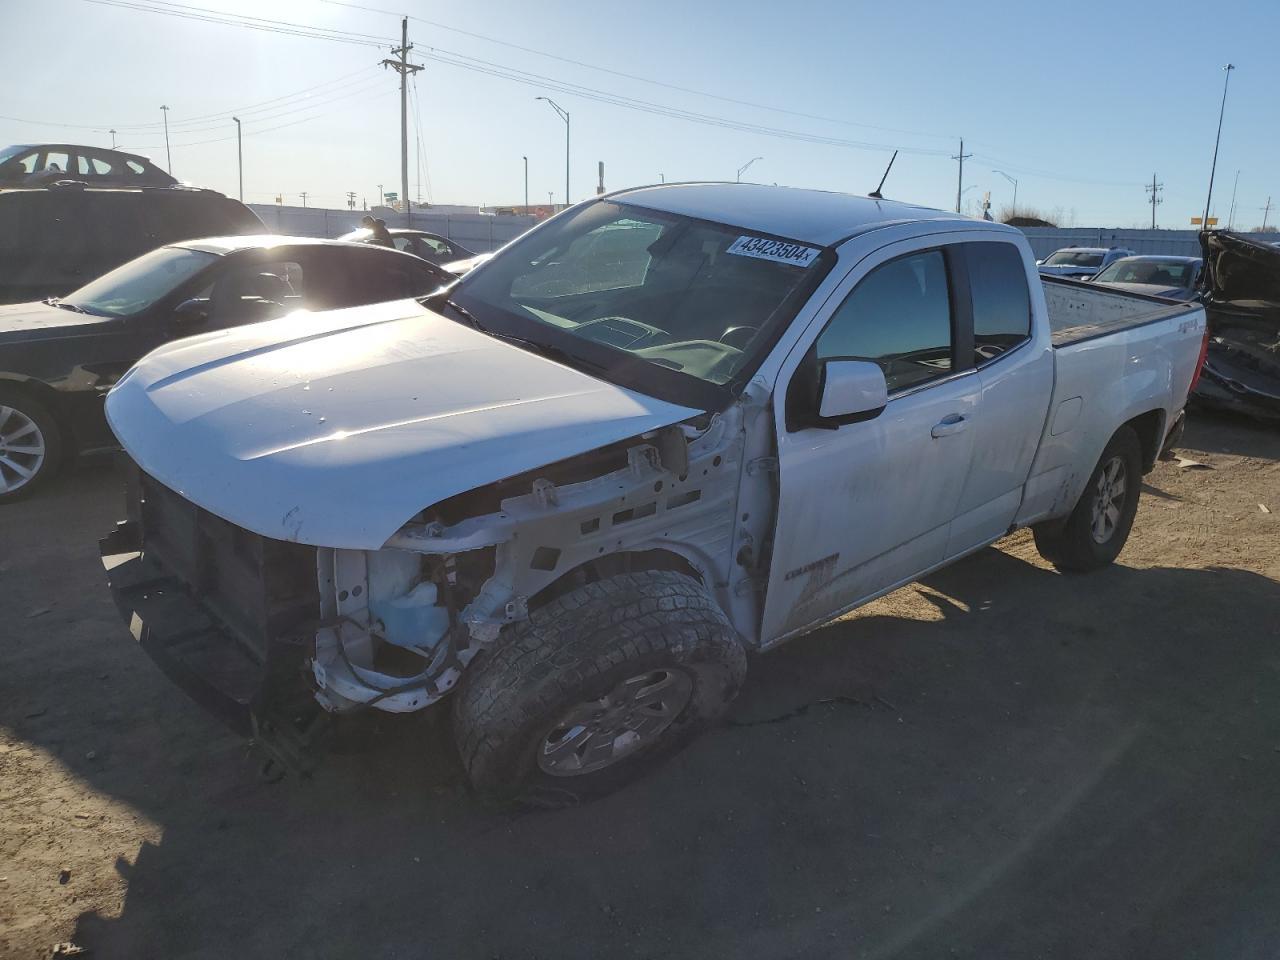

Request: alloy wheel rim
left=538, top=669, right=694, bottom=777
left=0, top=405, right=45, bottom=494
left=1090, top=455, right=1127, bottom=544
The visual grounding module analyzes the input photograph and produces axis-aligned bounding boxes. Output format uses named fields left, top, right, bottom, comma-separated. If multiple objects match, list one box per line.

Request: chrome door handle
left=931, top=415, right=968, bottom=438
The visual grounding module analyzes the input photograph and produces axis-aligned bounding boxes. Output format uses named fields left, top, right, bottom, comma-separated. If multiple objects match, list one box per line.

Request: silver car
left=1088, top=255, right=1204, bottom=301
left=1037, top=246, right=1135, bottom=280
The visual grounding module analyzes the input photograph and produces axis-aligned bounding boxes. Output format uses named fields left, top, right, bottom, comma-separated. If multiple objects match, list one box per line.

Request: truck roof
left=610, top=182, right=990, bottom=247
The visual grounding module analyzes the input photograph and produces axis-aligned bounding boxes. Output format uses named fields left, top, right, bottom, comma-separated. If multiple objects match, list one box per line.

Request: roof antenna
left=868, top=150, right=898, bottom=200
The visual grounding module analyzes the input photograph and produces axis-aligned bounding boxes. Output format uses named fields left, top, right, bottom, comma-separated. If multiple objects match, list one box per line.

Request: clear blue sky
left=3, top=0, right=1275, bottom=228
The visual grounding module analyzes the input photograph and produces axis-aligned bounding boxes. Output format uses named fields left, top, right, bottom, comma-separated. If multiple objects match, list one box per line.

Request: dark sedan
left=0, top=143, right=177, bottom=188
left=338, top=227, right=476, bottom=265
left=1088, top=255, right=1204, bottom=301
left=0, top=236, right=450, bottom=500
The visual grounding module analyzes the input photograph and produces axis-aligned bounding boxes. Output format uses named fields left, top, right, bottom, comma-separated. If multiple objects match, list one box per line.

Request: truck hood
left=106, top=298, right=699, bottom=549
left=0, top=301, right=113, bottom=342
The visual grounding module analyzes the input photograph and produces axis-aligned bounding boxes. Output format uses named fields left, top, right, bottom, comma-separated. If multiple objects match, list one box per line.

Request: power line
left=320, top=0, right=957, bottom=144
left=422, top=47, right=951, bottom=158
left=82, top=0, right=393, bottom=47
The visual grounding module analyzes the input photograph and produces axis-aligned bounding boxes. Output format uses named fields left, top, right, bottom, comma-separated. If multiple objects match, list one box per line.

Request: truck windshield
left=62, top=246, right=219, bottom=317
left=448, top=200, right=831, bottom=407
left=1045, top=250, right=1104, bottom=267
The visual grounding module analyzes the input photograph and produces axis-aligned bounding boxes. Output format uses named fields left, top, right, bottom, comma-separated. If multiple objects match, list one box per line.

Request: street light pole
left=736, top=156, right=762, bottom=182
left=535, top=97, right=569, bottom=208
left=232, top=117, right=242, bottom=202
left=1203, top=63, right=1236, bottom=230
left=992, top=169, right=1018, bottom=211
left=377, top=184, right=383, bottom=207
left=109, top=129, right=117, bottom=149
left=159, top=105, right=171, bottom=174
left=522, top=155, right=528, bottom=210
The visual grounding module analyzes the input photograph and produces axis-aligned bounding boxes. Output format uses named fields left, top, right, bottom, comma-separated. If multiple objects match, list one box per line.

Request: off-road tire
left=0, top=386, right=63, bottom=503
left=452, top=570, right=747, bottom=807
left=1033, top=426, right=1143, bottom=572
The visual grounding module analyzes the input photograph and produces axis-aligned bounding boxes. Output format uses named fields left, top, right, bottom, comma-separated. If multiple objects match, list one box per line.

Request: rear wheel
left=1033, top=426, right=1142, bottom=572
left=452, top=570, right=746, bottom=807
left=0, top=389, right=62, bottom=503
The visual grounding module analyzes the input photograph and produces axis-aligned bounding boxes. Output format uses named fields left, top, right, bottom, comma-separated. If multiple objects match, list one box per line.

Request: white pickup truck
left=101, top=184, right=1208, bottom=804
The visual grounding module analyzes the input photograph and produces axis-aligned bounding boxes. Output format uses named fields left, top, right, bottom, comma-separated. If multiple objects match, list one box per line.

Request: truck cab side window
left=815, top=250, right=953, bottom=393
left=967, top=242, right=1031, bottom=365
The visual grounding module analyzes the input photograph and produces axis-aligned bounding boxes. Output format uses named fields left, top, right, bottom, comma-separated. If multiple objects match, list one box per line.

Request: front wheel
left=0, top=389, right=63, bottom=503
left=452, top=570, right=747, bottom=807
left=1033, top=426, right=1142, bottom=572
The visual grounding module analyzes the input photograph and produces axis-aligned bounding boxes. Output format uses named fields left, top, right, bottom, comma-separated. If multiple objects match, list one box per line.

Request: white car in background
left=1038, top=246, right=1135, bottom=280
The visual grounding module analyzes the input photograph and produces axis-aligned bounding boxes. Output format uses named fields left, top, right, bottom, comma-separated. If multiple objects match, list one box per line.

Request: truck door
left=944, top=239, right=1054, bottom=557
left=762, top=241, right=981, bottom=644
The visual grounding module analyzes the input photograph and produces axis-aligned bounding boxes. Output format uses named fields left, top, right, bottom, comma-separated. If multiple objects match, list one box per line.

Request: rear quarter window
left=967, top=242, right=1032, bottom=365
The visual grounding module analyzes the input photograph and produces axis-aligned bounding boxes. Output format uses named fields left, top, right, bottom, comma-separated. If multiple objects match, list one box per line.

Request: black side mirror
left=172, top=297, right=210, bottom=326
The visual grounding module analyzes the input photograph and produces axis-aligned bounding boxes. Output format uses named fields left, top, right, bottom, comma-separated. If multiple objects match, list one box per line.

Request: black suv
left=0, top=184, right=264, bottom=304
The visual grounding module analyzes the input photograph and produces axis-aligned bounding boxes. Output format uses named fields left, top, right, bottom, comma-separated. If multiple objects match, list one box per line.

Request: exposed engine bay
left=1197, top=231, right=1280, bottom=420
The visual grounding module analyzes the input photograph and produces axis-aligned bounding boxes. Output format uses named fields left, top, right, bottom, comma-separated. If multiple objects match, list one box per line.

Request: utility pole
left=522, top=155, right=528, bottom=210
left=536, top=97, right=570, bottom=208
left=232, top=117, right=243, bottom=202
left=952, top=138, right=972, bottom=214
left=109, top=129, right=117, bottom=149
left=160, top=105, right=172, bottom=174
left=597, top=160, right=605, bottom=195
left=1145, top=173, right=1163, bottom=229
left=347, top=191, right=356, bottom=210
left=1262, top=196, right=1273, bottom=231
left=382, top=18, right=422, bottom=225
left=299, top=191, right=308, bottom=208
left=660, top=173, right=665, bottom=183
left=1203, top=63, right=1235, bottom=230
left=1227, top=169, right=1240, bottom=229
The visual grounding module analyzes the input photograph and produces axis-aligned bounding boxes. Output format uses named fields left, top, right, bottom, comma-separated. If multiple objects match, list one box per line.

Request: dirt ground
left=2, top=410, right=1278, bottom=960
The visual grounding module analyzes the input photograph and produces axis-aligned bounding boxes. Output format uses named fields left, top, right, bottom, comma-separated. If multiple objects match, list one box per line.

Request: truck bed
left=1044, top=276, right=1198, bottom=347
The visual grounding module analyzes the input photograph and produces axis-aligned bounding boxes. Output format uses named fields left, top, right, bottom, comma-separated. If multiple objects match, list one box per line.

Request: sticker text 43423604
left=726, top=235, right=820, bottom=268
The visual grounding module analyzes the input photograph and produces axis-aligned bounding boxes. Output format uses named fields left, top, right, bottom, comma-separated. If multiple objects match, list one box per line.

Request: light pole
left=547, top=190, right=554, bottom=209
left=159, top=105, right=171, bottom=174
left=109, top=129, right=117, bottom=149
left=522, top=155, right=528, bottom=210
left=736, top=156, right=762, bottom=182
left=377, top=184, right=383, bottom=208
left=535, top=97, right=569, bottom=208
left=992, top=169, right=1018, bottom=211
left=232, top=117, right=242, bottom=202
left=660, top=173, right=665, bottom=183
left=1203, top=63, right=1235, bottom=230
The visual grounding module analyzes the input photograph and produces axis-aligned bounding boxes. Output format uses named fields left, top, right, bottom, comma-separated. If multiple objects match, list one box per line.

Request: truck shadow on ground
left=47, top=543, right=1280, bottom=959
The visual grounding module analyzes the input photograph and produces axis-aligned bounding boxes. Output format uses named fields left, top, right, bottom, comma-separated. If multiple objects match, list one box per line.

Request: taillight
left=1189, top=325, right=1210, bottom=393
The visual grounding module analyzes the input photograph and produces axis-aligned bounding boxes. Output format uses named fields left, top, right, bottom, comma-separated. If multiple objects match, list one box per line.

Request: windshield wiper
left=42, top=297, right=88, bottom=314
left=433, top=295, right=605, bottom=373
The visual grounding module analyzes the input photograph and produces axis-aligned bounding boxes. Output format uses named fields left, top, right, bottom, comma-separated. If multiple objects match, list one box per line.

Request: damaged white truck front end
left=311, top=394, right=774, bottom=718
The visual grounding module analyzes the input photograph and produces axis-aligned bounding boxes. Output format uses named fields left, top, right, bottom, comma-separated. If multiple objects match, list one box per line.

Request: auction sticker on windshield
left=726, top=236, right=820, bottom=267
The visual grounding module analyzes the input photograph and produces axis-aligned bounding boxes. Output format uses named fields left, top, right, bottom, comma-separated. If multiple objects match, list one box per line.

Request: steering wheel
left=719, top=325, right=759, bottom=350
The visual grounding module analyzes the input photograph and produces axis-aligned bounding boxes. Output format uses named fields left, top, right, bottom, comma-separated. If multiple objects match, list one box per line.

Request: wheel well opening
left=528, top=549, right=703, bottom=612
left=1123, top=410, right=1165, bottom=473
